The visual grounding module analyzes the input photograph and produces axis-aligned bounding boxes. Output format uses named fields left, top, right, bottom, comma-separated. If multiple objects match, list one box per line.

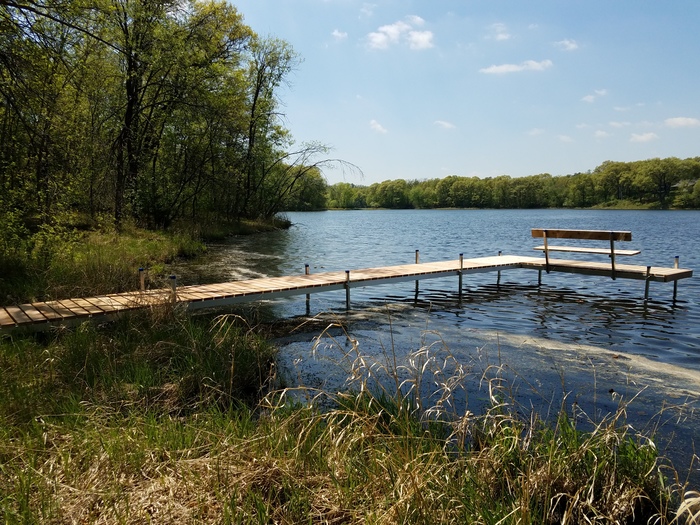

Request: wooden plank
left=103, top=294, right=140, bottom=309
left=33, top=301, right=74, bottom=320
left=0, top=308, right=17, bottom=326
left=92, top=295, right=134, bottom=311
left=532, top=229, right=632, bottom=241
left=55, top=299, right=93, bottom=317
left=533, top=245, right=641, bottom=256
left=18, top=304, right=50, bottom=323
left=69, top=298, right=106, bottom=315
left=4, top=305, right=32, bottom=324
left=82, top=296, right=122, bottom=313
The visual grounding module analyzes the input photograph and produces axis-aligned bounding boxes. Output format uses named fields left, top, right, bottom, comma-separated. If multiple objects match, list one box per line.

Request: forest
left=0, top=0, right=336, bottom=238
left=316, top=156, right=700, bottom=211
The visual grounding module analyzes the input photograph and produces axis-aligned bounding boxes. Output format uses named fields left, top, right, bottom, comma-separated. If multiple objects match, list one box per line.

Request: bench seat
left=533, top=245, right=641, bottom=256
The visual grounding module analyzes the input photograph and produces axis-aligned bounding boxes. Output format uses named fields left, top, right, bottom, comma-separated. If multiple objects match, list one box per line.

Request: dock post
left=139, top=267, right=145, bottom=291
left=673, top=256, right=679, bottom=301
left=497, top=251, right=502, bottom=287
left=305, top=264, right=311, bottom=315
left=345, top=270, right=351, bottom=309
left=169, top=274, right=177, bottom=303
left=610, top=233, right=617, bottom=280
left=414, top=250, right=420, bottom=301
left=644, top=266, right=651, bottom=301
left=458, top=253, right=464, bottom=303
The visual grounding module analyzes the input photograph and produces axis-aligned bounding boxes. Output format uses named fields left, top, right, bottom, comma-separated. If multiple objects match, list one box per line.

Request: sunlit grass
left=1, top=314, right=697, bottom=523
left=0, top=225, right=206, bottom=305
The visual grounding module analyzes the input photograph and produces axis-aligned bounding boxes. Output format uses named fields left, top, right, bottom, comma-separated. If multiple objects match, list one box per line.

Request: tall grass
left=1, top=314, right=697, bottom=523
left=0, top=225, right=205, bottom=305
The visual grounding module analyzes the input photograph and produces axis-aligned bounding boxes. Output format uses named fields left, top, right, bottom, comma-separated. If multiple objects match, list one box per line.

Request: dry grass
left=0, top=315, right=698, bottom=523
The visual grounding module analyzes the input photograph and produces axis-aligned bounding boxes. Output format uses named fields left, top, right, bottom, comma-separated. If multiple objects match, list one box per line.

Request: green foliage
left=0, top=0, right=337, bottom=236
left=0, top=225, right=205, bottom=305
left=327, top=156, right=700, bottom=211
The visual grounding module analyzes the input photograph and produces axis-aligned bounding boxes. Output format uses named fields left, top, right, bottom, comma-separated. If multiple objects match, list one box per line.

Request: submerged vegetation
left=1, top=311, right=699, bottom=523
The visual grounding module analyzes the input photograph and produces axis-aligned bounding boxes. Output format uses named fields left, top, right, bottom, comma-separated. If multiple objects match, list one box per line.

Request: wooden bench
left=532, top=228, right=640, bottom=280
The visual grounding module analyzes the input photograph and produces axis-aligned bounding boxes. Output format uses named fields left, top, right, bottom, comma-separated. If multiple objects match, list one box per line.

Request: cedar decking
left=0, top=254, right=693, bottom=331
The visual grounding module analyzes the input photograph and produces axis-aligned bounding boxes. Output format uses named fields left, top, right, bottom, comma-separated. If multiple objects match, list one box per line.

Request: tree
left=282, top=166, right=327, bottom=211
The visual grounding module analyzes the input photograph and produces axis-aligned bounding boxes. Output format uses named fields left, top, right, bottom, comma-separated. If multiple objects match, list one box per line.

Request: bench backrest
left=531, top=229, right=632, bottom=242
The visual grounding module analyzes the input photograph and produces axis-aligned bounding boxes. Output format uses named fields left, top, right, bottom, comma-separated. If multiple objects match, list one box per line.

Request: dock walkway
left=0, top=254, right=693, bottom=331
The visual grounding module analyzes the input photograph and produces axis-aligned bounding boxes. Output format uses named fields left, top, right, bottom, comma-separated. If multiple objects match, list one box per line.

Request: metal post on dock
left=673, top=256, right=679, bottom=302
left=305, top=264, right=311, bottom=315
left=139, top=267, right=145, bottom=291
left=345, top=270, right=351, bottom=309
left=644, top=266, right=651, bottom=301
left=169, top=274, right=177, bottom=303
left=497, top=251, right=502, bottom=287
left=609, top=233, right=617, bottom=280
left=458, top=253, right=464, bottom=303
left=414, top=250, right=420, bottom=301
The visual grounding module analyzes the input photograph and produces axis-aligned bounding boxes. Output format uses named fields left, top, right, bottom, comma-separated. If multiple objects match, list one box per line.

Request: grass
left=0, top=222, right=206, bottom=305
left=1, top=315, right=698, bottom=523
left=194, top=215, right=293, bottom=242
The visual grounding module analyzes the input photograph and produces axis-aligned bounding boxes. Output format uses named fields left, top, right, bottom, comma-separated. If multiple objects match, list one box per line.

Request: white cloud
left=630, top=132, right=658, bottom=143
left=407, top=30, right=434, bottom=49
left=609, top=121, right=631, bottom=128
left=434, top=120, right=456, bottom=129
left=527, top=128, right=545, bottom=136
left=332, top=29, right=348, bottom=41
left=489, top=23, right=511, bottom=41
left=665, top=117, right=700, bottom=128
left=594, top=130, right=611, bottom=139
left=554, top=39, right=578, bottom=51
left=479, top=59, right=552, bottom=74
left=558, top=135, right=574, bottom=143
left=366, top=16, right=433, bottom=50
left=582, top=89, right=607, bottom=103
left=360, top=3, right=375, bottom=18
left=367, top=21, right=409, bottom=49
left=370, top=119, right=388, bottom=134
left=406, top=15, right=425, bottom=26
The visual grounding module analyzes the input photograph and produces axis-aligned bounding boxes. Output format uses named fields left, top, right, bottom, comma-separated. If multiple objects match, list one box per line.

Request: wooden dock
left=0, top=254, right=693, bottom=331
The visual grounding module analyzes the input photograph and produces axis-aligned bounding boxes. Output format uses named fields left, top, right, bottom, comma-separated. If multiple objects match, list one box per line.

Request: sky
left=231, top=0, right=700, bottom=186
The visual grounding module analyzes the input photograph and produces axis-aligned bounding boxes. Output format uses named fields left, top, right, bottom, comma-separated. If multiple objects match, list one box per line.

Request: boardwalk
left=0, top=254, right=693, bottom=331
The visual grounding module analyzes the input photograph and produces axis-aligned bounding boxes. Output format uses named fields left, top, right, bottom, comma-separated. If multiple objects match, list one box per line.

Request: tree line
left=295, top=156, right=700, bottom=211
left=0, top=0, right=339, bottom=236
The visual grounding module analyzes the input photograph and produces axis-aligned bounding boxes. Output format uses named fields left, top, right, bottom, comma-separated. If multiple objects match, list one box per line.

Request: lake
left=177, top=209, right=700, bottom=474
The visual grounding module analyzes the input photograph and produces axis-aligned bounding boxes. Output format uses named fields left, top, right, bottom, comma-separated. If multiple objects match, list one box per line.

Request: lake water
left=177, top=209, right=700, bottom=474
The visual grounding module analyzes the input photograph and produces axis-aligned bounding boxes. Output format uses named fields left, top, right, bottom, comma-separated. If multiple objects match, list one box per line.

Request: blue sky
left=232, top=1, right=700, bottom=185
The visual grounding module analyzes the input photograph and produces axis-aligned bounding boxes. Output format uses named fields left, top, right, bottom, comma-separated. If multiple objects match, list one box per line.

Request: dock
left=0, top=254, right=693, bottom=332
